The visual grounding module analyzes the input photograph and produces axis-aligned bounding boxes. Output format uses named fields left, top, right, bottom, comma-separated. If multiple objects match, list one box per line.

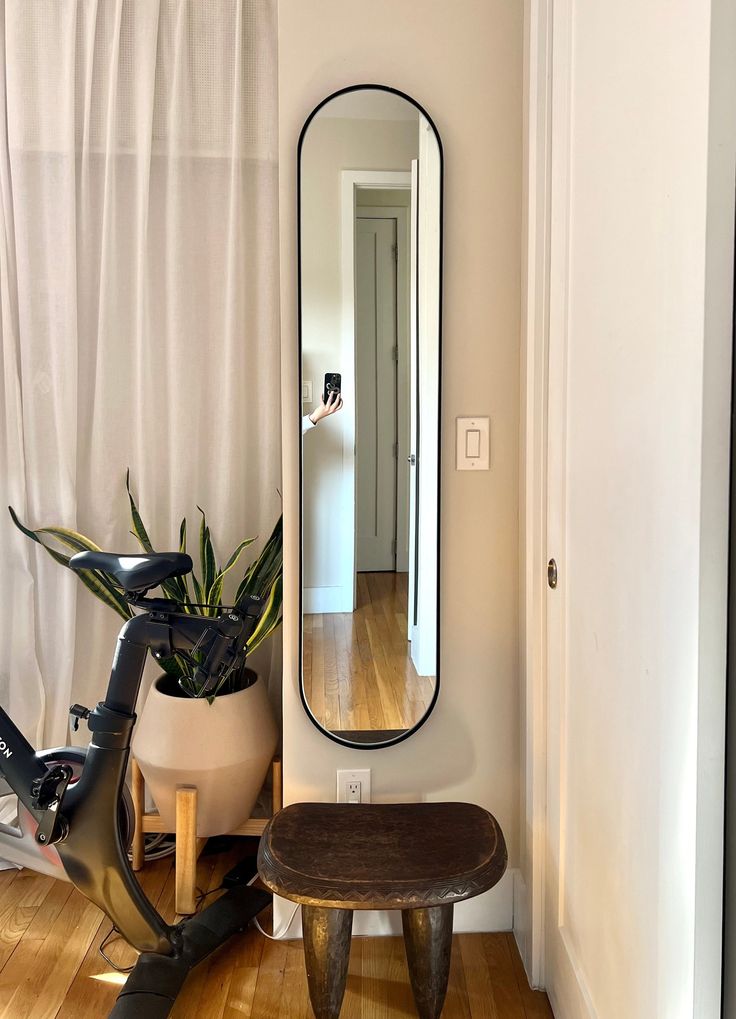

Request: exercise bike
left=0, top=549, right=271, bottom=1017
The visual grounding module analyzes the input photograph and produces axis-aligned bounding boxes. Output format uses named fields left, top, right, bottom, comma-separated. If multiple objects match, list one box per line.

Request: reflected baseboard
left=303, top=586, right=354, bottom=614
left=331, top=728, right=406, bottom=744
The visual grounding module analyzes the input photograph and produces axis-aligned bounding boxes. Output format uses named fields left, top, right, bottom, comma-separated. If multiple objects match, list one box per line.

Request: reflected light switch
left=302, top=381, right=313, bottom=404
left=457, top=417, right=490, bottom=470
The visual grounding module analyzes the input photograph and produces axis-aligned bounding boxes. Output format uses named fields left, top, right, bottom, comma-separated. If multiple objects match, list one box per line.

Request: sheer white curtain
left=0, top=1, right=281, bottom=746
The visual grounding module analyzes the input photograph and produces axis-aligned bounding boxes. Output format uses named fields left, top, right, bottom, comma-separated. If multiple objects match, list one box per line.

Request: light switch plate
left=302, top=380, right=313, bottom=404
left=456, top=416, right=490, bottom=470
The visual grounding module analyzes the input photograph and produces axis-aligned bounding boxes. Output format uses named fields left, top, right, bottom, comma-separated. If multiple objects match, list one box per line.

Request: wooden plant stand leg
left=302, top=905, right=353, bottom=1019
left=131, top=759, right=146, bottom=872
left=175, top=786, right=207, bottom=916
left=401, top=904, right=454, bottom=1019
left=272, top=757, right=282, bottom=814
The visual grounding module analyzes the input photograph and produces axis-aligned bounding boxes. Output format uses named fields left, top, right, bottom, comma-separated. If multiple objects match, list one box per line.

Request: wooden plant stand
left=131, top=757, right=282, bottom=915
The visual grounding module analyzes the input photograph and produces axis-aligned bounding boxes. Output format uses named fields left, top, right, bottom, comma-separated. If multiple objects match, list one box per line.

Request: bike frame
left=0, top=608, right=238, bottom=955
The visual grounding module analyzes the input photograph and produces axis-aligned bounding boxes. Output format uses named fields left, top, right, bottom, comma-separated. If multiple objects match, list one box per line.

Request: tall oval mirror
left=299, top=86, right=442, bottom=749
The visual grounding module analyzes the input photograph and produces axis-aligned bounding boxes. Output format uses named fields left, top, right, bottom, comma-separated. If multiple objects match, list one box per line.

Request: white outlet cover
left=302, top=380, right=313, bottom=404
left=336, top=768, right=371, bottom=803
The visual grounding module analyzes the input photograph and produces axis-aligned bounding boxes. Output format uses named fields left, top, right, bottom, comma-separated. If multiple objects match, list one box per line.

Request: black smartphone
left=323, top=373, right=341, bottom=404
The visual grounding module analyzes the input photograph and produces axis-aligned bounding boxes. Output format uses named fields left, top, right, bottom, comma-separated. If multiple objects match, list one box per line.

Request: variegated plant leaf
left=126, top=469, right=154, bottom=553
left=207, top=538, right=255, bottom=607
left=198, top=506, right=217, bottom=598
left=245, top=574, right=283, bottom=656
left=8, top=507, right=131, bottom=619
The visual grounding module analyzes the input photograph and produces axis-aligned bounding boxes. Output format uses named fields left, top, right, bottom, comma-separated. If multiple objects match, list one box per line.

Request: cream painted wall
left=301, top=116, right=418, bottom=596
left=279, top=1, right=523, bottom=933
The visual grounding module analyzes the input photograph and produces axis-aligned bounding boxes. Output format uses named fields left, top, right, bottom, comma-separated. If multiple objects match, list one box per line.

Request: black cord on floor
left=98, top=926, right=136, bottom=973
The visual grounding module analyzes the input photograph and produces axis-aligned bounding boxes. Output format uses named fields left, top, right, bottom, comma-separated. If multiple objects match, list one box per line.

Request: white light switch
left=457, top=417, right=490, bottom=470
left=302, top=380, right=313, bottom=404
left=466, top=429, right=481, bottom=458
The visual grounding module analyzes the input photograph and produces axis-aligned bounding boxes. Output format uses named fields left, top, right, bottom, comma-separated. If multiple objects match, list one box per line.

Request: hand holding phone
left=308, top=373, right=344, bottom=426
left=323, top=373, right=341, bottom=404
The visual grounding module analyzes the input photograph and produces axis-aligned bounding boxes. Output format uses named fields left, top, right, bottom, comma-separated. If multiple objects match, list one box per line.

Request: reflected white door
left=407, top=159, right=419, bottom=641
left=355, top=216, right=397, bottom=572
left=410, top=121, right=440, bottom=678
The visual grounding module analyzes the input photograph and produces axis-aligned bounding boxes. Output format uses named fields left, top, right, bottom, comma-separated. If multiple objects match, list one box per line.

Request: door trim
left=518, top=0, right=553, bottom=988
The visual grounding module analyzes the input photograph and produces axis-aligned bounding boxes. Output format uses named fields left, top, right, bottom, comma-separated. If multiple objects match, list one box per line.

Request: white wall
left=279, top=0, right=523, bottom=933
left=517, top=0, right=736, bottom=1011
left=301, top=116, right=418, bottom=604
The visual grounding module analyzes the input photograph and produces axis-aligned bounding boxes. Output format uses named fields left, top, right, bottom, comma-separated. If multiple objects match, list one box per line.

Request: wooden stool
left=257, top=802, right=507, bottom=1019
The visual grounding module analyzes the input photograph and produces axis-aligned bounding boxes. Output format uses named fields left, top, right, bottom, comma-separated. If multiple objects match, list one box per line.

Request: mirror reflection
left=300, top=87, right=442, bottom=748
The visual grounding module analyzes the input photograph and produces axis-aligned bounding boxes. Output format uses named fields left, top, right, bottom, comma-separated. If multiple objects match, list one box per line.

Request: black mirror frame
left=298, top=84, right=443, bottom=750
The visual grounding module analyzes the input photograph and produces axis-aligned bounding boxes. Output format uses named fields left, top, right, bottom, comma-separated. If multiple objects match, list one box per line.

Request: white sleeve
left=302, top=414, right=316, bottom=436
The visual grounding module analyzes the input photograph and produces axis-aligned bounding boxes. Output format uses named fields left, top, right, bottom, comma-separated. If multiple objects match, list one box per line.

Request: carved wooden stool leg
left=401, top=904, right=454, bottom=1019
left=302, top=905, right=353, bottom=1019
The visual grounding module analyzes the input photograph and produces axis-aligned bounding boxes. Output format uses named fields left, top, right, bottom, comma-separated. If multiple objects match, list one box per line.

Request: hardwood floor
left=304, top=572, right=436, bottom=734
left=0, top=846, right=553, bottom=1017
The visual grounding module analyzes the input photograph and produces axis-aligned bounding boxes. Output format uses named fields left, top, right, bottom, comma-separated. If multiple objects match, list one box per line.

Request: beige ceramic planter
left=132, top=670, right=278, bottom=837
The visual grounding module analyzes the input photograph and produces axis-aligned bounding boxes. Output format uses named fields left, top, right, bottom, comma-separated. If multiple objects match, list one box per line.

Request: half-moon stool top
left=257, top=801, right=507, bottom=910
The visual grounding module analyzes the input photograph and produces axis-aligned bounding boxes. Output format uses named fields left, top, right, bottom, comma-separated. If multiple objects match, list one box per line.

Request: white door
left=355, top=216, right=397, bottom=572
left=542, top=2, right=730, bottom=1017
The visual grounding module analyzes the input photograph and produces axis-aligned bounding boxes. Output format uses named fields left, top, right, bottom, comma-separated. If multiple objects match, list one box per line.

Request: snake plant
left=8, top=472, right=282, bottom=698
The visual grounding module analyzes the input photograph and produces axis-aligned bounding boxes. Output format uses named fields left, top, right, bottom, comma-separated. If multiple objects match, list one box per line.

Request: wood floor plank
left=504, top=933, right=555, bottom=1019
left=442, top=938, right=472, bottom=1019
left=0, top=888, right=101, bottom=1019
left=305, top=572, right=437, bottom=735
left=340, top=935, right=363, bottom=1019
left=249, top=936, right=288, bottom=1019
left=58, top=855, right=174, bottom=1018
left=54, top=917, right=130, bottom=1019
left=481, top=934, right=528, bottom=1019
left=279, top=938, right=312, bottom=1019
left=0, top=867, right=20, bottom=907
left=361, top=935, right=415, bottom=1018
left=459, top=932, right=499, bottom=1019
left=222, top=926, right=264, bottom=1018
left=322, top=614, right=341, bottom=731
left=0, top=870, right=55, bottom=972
left=0, top=865, right=553, bottom=1018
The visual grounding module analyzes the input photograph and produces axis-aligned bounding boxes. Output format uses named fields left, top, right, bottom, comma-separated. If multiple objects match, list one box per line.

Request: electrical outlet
left=336, top=769, right=371, bottom=803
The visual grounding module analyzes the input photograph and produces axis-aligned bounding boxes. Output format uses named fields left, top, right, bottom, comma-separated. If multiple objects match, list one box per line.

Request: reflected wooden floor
left=304, top=572, right=436, bottom=734
left=0, top=847, right=554, bottom=1017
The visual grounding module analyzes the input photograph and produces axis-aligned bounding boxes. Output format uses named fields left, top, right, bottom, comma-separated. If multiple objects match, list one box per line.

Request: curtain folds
left=0, top=1, right=281, bottom=745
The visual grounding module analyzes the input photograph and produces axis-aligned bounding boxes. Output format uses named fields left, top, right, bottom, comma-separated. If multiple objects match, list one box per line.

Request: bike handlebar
left=130, top=594, right=265, bottom=697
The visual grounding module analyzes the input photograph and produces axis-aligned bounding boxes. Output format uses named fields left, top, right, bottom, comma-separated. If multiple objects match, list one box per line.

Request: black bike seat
left=69, top=550, right=193, bottom=594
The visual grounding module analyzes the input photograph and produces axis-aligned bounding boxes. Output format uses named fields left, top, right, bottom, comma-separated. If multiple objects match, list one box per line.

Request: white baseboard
left=303, top=586, right=353, bottom=614
left=273, top=868, right=517, bottom=940
left=513, top=869, right=532, bottom=978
